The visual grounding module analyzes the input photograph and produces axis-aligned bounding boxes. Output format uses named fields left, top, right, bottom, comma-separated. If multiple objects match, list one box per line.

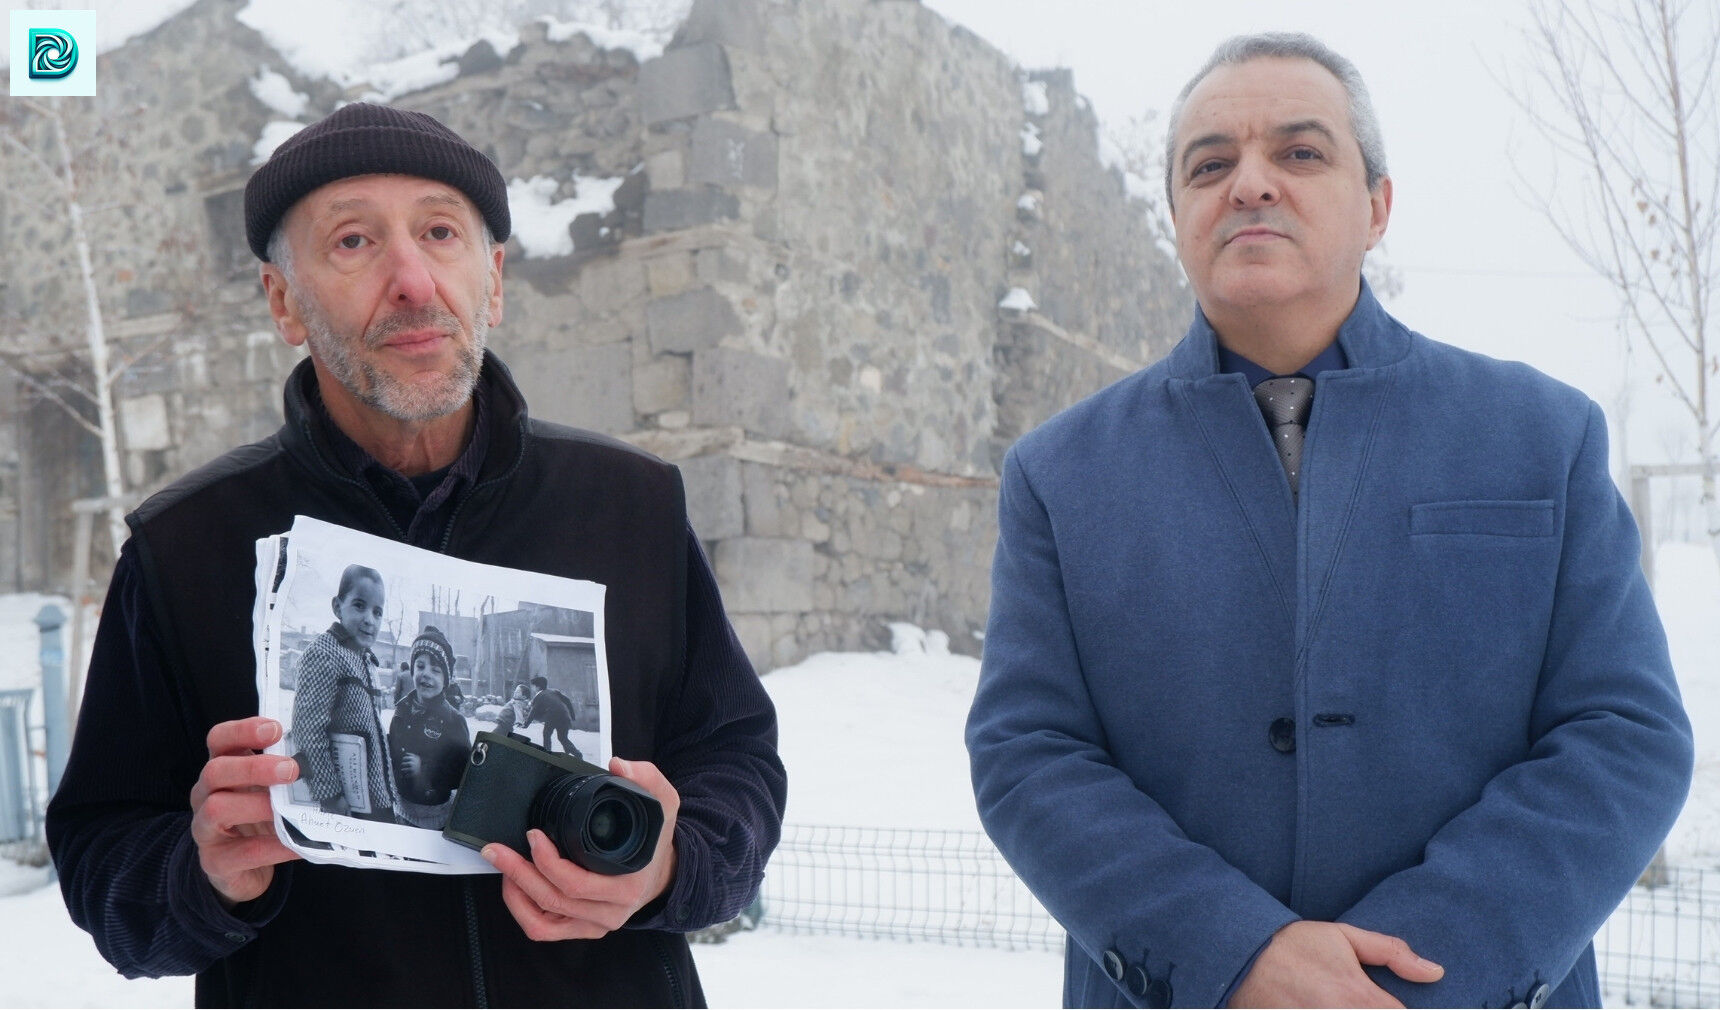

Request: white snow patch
left=1011, top=240, right=1031, bottom=258
left=888, top=621, right=950, bottom=656
left=1016, top=192, right=1040, bottom=214
left=0, top=0, right=201, bottom=68
left=237, top=1, right=520, bottom=100
left=1021, top=78, right=1049, bottom=116
left=695, top=931, right=1062, bottom=1008
left=248, top=69, right=308, bottom=119
left=763, top=626, right=981, bottom=830
left=540, top=16, right=669, bottom=63
left=1019, top=123, right=1042, bottom=158
left=252, top=121, right=306, bottom=165
left=998, top=287, right=1037, bottom=313
left=506, top=175, right=627, bottom=259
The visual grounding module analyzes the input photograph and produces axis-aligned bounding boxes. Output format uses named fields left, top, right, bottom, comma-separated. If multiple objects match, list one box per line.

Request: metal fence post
left=36, top=605, right=68, bottom=799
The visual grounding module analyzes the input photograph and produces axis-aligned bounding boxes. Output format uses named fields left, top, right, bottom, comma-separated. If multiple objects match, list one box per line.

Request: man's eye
left=428, top=225, right=454, bottom=240
left=1288, top=148, right=1322, bottom=161
left=1191, top=161, right=1223, bottom=177
left=338, top=234, right=366, bottom=250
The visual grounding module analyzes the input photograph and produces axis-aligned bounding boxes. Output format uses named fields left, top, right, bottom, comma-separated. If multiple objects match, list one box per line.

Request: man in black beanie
left=48, top=103, right=787, bottom=1007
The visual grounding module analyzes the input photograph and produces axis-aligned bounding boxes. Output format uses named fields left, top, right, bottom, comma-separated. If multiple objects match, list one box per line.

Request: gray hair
left=1163, top=32, right=1388, bottom=208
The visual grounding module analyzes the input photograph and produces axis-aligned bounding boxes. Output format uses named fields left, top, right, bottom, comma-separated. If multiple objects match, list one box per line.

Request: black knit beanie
left=244, top=103, right=511, bottom=261
left=411, top=625, right=457, bottom=683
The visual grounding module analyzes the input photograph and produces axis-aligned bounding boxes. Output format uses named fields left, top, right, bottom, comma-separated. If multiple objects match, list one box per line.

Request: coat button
left=1147, top=978, right=1173, bottom=1009
left=1529, top=982, right=1551, bottom=1008
left=1269, top=717, right=1296, bottom=753
left=1126, top=965, right=1151, bottom=999
left=1102, top=949, right=1125, bottom=982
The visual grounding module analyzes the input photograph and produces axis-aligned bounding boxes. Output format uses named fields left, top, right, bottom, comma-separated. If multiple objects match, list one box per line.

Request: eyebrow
left=323, top=191, right=471, bottom=215
left=1178, top=119, right=1343, bottom=176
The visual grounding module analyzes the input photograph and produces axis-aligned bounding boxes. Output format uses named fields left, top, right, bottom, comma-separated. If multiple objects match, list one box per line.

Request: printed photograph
left=258, top=516, right=609, bottom=871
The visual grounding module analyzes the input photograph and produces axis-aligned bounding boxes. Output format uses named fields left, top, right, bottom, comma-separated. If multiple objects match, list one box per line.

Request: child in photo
left=291, top=564, right=397, bottom=821
left=388, top=626, right=472, bottom=830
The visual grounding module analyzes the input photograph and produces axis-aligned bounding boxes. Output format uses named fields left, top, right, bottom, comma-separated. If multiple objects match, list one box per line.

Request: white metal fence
left=761, top=823, right=1720, bottom=1007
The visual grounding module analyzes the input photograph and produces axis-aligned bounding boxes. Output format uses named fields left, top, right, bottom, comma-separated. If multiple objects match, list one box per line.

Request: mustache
left=1221, top=212, right=1294, bottom=242
left=364, top=306, right=463, bottom=348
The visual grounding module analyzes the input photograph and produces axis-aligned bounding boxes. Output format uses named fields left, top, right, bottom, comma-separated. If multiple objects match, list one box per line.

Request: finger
left=207, top=717, right=282, bottom=759
left=193, top=754, right=299, bottom=803
left=484, top=834, right=632, bottom=930
left=497, top=875, right=608, bottom=942
left=201, top=830, right=300, bottom=875
left=1339, top=923, right=1444, bottom=983
left=523, top=828, right=637, bottom=914
left=192, top=791, right=279, bottom=844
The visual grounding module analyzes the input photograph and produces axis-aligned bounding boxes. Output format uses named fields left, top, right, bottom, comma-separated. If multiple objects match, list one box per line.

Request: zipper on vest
left=650, top=932, right=687, bottom=1008
left=463, top=879, right=489, bottom=1007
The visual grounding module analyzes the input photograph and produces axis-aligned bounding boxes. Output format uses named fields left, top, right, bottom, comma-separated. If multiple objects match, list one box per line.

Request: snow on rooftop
left=506, top=174, right=626, bottom=259
left=251, top=120, right=305, bottom=165
left=998, top=287, right=1037, bottom=313
left=1021, top=78, right=1050, bottom=117
left=236, top=1, right=518, bottom=100
left=539, top=15, right=670, bottom=63
left=231, top=1, right=687, bottom=102
left=248, top=69, right=308, bottom=119
left=1019, top=123, right=1042, bottom=158
left=0, top=0, right=200, bottom=68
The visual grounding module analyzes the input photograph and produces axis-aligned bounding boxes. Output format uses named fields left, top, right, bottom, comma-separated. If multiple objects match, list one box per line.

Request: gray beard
left=298, top=297, right=489, bottom=423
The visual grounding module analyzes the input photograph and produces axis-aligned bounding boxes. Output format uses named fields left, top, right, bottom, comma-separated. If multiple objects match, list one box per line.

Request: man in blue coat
left=967, top=32, right=1693, bottom=1009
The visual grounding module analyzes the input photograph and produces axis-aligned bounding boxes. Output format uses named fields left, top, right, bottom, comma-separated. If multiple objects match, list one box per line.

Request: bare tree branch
left=1509, top=0, right=1718, bottom=554
left=0, top=356, right=103, bottom=439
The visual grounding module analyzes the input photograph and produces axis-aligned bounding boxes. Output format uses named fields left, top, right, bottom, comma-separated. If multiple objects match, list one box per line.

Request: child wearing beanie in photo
left=387, top=625, right=472, bottom=830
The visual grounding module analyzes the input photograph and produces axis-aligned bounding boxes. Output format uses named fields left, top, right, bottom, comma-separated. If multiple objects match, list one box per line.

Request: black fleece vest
left=127, top=357, right=701, bottom=1007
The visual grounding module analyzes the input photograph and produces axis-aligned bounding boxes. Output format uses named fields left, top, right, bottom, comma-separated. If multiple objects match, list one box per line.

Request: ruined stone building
left=0, top=0, right=1187, bottom=670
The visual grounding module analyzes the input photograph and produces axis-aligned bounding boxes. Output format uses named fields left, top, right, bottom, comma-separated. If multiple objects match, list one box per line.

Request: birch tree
left=1511, top=0, right=1719, bottom=564
left=0, top=98, right=129, bottom=556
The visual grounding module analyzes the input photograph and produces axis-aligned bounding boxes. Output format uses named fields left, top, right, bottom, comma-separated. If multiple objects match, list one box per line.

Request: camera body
left=443, top=731, right=664, bottom=876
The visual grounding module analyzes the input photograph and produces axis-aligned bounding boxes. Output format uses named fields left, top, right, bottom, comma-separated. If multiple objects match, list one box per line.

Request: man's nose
left=383, top=239, right=436, bottom=306
left=1227, top=153, right=1280, bottom=209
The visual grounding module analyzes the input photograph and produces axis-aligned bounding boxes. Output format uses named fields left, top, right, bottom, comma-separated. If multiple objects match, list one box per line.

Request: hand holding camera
left=446, top=733, right=680, bottom=942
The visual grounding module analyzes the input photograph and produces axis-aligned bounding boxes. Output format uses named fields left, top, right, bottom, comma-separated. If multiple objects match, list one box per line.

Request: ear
left=1365, top=176, right=1393, bottom=250
left=330, top=595, right=341, bottom=618
left=262, top=263, right=309, bottom=348
left=486, top=241, right=505, bottom=327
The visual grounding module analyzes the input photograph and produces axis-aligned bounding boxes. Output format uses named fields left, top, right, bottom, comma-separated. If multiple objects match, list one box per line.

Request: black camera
left=443, top=731, right=664, bottom=876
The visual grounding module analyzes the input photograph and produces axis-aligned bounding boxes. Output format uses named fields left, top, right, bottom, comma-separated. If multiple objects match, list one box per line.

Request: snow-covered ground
left=1654, top=543, right=1720, bottom=866
left=0, top=544, right=1715, bottom=1007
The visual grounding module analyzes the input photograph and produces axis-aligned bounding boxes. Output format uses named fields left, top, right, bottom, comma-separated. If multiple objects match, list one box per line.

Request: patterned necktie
left=1252, top=376, right=1314, bottom=499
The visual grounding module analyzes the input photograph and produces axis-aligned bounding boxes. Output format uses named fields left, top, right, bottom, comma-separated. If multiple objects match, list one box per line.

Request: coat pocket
left=1409, top=499, right=1555, bottom=538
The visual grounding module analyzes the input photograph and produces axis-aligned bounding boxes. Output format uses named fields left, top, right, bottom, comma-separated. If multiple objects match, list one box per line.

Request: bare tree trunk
left=48, top=106, right=127, bottom=556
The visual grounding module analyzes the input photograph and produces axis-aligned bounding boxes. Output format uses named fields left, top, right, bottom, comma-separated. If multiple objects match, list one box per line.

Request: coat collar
left=280, top=348, right=530, bottom=487
left=1164, top=278, right=1412, bottom=381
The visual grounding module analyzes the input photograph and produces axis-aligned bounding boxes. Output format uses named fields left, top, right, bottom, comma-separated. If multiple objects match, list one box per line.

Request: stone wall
left=0, top=0, right=1189, bottom=669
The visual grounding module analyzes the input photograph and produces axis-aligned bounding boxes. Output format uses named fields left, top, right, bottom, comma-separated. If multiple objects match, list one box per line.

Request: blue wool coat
left=967, top=283, right=1694, bottom=1009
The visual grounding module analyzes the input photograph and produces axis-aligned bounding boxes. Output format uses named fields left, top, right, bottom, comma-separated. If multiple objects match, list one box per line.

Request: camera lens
left=587, top=796, right=632, bottom=853
left=529, top=773, right=656, bottom=874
